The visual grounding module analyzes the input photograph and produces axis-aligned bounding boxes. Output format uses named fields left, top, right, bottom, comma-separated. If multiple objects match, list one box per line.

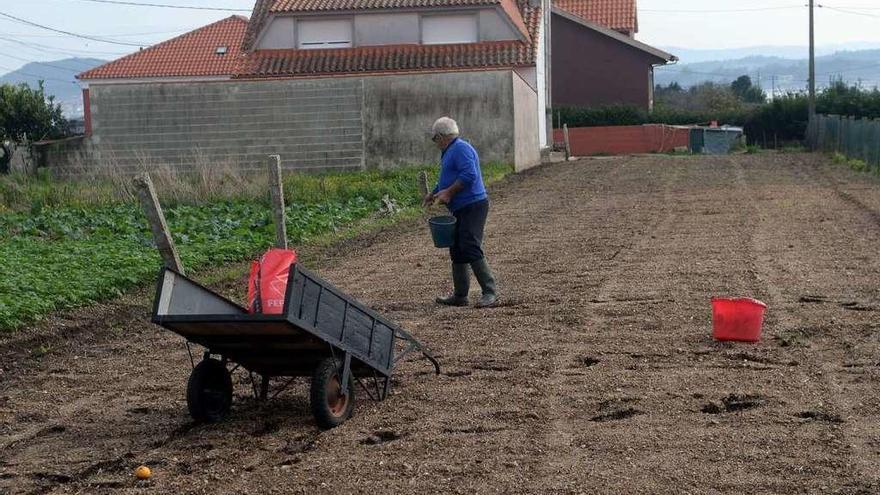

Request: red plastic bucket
left=711, top=297, right=767, bottom=342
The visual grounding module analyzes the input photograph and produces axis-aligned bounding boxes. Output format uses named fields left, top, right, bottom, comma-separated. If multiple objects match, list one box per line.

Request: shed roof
left=78, top=16, right=247, bottom=80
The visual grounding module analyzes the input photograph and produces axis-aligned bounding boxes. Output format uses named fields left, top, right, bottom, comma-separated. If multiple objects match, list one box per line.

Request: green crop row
left=0, top=163, right=513, bottom=331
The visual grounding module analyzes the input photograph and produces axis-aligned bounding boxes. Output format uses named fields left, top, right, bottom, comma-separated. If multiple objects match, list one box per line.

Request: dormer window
left=215, top=46, right=228, bottom=55
left=298, top=18, right=353, bottom=49
left=421, top=14, right=478, bottom=45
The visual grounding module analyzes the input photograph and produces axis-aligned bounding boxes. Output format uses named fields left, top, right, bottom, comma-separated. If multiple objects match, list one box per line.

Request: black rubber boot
left=470, top=257, right=498, bottom=308
left=436, top=263, right=470, bottom=306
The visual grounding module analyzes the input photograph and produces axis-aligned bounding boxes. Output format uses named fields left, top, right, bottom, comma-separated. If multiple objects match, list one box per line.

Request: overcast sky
left=0, top=0, right=879, bottom=71
left=638, top=0, right=880, bottom=48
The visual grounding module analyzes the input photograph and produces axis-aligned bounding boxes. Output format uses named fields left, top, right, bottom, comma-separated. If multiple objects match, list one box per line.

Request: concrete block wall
left=95, top=78, right=364, bottom=174
left=39, top=70, right=538, bottom=177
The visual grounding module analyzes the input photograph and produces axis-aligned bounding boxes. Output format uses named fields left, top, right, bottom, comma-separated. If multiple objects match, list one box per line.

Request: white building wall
left=422, top=14, right=478, bottom=44
left=256, top=9, right=519, bottom=50
left=355, top=13, right=420, bottom=45
left=258, top=16, right=295, bottom=49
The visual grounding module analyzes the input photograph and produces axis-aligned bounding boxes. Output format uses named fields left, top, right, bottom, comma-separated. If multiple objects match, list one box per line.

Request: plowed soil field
left=2, top=153, right=879, bottom=494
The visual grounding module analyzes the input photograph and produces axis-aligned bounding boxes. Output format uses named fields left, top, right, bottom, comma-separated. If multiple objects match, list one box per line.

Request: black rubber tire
left=309, top=358, right=355, bottom=430
left=186, top=358, right=233, bottom=423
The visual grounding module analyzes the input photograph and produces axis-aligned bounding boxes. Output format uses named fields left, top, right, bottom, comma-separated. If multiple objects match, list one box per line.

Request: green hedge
left=556, top=81, right=880, bottom=147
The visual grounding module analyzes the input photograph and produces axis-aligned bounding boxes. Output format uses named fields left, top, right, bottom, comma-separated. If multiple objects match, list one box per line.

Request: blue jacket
left=433, top=138, right=488, bottom=212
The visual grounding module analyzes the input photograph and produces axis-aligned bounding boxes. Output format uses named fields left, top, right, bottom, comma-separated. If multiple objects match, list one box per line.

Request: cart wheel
left=310, top=358, right=355, bottom=429
left=186, top=358, right=233, bottom=423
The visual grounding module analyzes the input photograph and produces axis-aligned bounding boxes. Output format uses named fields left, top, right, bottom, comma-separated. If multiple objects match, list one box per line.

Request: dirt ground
left=2, top=152, right=880, bottom=494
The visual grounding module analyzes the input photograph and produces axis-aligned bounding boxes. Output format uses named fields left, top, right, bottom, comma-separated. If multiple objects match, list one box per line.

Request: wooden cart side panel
left=287, top=266, right=396, bottom=375
left=372, top=322, right=394, bottom=369
left=342, top=306, right=372, bottom=356
left=300, top=277, right=323, bottom=324
left=317, top=288, right=346, bottom=341
left=285, top=270, right=306, bottom=319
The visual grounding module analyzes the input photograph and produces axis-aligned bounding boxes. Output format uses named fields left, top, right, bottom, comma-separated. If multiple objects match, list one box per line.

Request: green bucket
left=428, top=215, right=456, bottom=248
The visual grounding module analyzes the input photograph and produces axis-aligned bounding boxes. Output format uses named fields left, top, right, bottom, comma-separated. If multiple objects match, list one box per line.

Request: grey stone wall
left=362, top=70, right=516, bottom=168
left=38, top=70, right=538, bottom=176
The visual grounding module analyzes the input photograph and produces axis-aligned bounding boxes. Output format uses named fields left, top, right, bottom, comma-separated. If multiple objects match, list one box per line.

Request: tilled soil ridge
left=1, top=153, right=879, bottom=494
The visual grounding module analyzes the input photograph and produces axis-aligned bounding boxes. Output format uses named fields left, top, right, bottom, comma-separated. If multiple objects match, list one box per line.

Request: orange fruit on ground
left=134, top=465, right=152, bottom=480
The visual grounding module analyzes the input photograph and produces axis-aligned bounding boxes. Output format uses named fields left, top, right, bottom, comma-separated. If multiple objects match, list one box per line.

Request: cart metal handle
left=393, top=328, right=441, bottom=375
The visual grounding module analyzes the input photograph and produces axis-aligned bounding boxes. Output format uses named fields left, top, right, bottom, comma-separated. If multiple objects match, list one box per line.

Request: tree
left=654, top=82, right=684, bottom=105
left=0, top=81, right=68, bottom=143
left=0, top=81, right=68, bottom=173
left=730, top=75, right=766, bottom=104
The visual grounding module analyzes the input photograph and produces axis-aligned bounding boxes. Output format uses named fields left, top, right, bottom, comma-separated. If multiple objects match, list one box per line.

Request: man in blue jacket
left=422, top=117, right=498, bottom=308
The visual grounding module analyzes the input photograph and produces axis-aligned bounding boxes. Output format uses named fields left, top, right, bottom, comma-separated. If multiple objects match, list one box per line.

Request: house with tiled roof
left=62, top=0, right=550, bottom=176
left=550, top=0, right=676, bottom=110
left=76, top=16, right=248, bottom=136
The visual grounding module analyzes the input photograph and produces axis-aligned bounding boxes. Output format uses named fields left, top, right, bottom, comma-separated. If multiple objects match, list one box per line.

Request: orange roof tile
left=272, top=0, right=496, bottom=11
left=236, top=40, right=532, bottom=78
left=78, top=16, right=248, bottom=80
left=553, top=0, right=637, bottom=34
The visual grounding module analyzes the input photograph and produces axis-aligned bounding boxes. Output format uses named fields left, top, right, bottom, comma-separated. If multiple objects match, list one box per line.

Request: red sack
left=247, top=248, right=297, bottom=314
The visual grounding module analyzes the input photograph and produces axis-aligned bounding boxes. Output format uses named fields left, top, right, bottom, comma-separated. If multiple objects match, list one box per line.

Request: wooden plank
left=418, top=171, right=432, bottom=209
left=267, top=154, right=288, bottom=249
left=132, top=173, right=184, bottom=274
left=563, top=124, right=571, bottom=160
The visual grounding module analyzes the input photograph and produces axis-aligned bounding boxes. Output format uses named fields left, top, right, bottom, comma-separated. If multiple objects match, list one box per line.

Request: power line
left=0, top=11, right=147, bottom=46
left=820, top=4, right=880, bottom=10
left=0, top=36, right=130, bottom=57
left=0, top=29, right=189, bottom=38
left=69, top=0, right=250, bottom=11
left=641, top=5, right=804, bottom=14
left=818, top=5, right=880, bottom=17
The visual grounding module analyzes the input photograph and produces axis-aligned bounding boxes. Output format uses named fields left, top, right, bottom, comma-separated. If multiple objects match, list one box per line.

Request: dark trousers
left=450, top=199, right=489, bottom=264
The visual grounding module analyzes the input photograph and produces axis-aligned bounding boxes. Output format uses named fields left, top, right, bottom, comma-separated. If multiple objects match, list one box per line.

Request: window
left=297, top=18, right=353, bottom=49
left=421, top=14, right=478, bottom=45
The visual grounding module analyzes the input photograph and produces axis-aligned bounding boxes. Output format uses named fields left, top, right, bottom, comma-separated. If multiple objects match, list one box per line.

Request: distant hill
left=655, top=49, right=880, bottom=94
left=660, top=42, right=880, bottom=64
left=0, top=58, right=107, bottom=117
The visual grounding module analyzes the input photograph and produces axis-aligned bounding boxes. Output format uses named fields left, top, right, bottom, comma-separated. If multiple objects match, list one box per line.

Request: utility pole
left=808, top=0, right=816, bottom=118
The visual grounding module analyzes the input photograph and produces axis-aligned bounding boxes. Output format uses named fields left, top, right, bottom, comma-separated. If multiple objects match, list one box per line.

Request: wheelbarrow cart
left=151, top=264, right=440, bottom=429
